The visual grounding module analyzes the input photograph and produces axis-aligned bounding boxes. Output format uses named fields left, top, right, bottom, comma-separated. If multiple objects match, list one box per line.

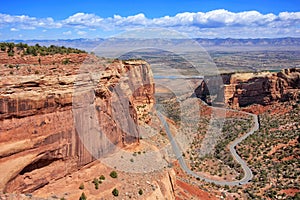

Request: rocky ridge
left=195, top=68, right=300, bottom=108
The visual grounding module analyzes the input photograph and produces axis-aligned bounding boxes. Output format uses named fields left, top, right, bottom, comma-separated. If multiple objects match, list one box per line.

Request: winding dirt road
left=157, top=108, right=259, bottom=186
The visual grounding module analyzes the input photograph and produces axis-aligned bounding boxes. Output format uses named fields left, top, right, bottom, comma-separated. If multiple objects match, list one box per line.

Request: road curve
left=157, top=109, right=259, bottom=186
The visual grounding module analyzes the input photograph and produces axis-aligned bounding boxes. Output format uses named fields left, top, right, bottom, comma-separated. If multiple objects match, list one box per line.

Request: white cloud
left=279, top=12, right=300, bottom=20
left=150, top=10, right=279, bottom=28
left=63, top=30, right=72, bottom=35
left=63, top=13, right=103, bottom=28
left=77, top=30, right=86, bottom=35
left=0, top=10, right=300, bottom=38
left=113, top=13, right=148, bottom=26
left=0, top=13, right=61, bottom=29
left=10, top=27, right=18, bottom=31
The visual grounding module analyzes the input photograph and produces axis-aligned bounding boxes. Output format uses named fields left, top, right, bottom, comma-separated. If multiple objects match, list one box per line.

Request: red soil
left=279, top=188, right=300, bottom=197
left=176, top=180, right=218, bottom=200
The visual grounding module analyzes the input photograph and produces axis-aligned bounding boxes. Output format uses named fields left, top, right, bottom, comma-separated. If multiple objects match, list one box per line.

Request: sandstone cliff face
left=0, top=58, right=154, bottom=193
left=195, top=68, right=300, bottom=108
left=146, top=170, right=176, bottom=200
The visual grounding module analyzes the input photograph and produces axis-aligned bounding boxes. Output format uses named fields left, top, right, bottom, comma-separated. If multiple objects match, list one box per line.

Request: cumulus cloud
left=0, top=10, right=300, bottom=38
left=279, top=11, right=300, bottom=20
left=151, top=10, right=279, bottom=28
left=63, top=13, right=103, bottom=28
left=63, top=30, right=72, bottom=35
left=60, top=10, right=300, bottom=34
left=112, top=13, right=148, bottom=27
left=77, top=30, right=87, bottom=35
left=0, top=13, right=61, bottom=29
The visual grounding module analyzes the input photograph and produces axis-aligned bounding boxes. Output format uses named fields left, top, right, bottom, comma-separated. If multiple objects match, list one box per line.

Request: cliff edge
left=195, top=68, right=300, bottom=108
left=0, top=55, right=155, bottom=193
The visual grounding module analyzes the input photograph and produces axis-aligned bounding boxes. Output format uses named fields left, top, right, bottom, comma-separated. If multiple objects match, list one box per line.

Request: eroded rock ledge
left=195, top=68, right=300, bottom=108
left=0, top=58, right=155, bottom=193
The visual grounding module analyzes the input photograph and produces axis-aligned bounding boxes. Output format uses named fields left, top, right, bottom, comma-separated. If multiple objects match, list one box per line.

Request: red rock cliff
left=195, top=68, right=300, bottom=108
left=0, top=58, right=154, bottom=193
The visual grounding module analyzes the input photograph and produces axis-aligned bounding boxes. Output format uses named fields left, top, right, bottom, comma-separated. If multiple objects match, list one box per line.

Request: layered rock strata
left=0, top=58, right=154, bottom=193
left=195, top=68, right=300, bottom=108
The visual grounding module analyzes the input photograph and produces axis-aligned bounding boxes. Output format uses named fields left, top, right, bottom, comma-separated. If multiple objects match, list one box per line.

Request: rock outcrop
left=195, top=68, right=300, bottom=108
left=0, top=57, right=155, bottom=193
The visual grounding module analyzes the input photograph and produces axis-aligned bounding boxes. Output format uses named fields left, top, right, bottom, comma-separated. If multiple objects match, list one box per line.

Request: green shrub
left=138, top=189, right=143, bottom=195
left=110, top=171, right=118, bottom=178
left=0, top=45, right=6, bottom=51
left=99, top=175, right=105, bottom=180
left=112, top=188, right=119, bottom=196
left=92, top=178, right=99, bottom=189
left=0, top=42, right=86, bottom=57
left=62, top=58, right=70, bottom=65
left=8, top=51, right=14, bottom=56
left=79, top=183, right=84, bottom=190
left=79, top=192, right=87, bottom=200
left=92, top=178, right=99, bottom=184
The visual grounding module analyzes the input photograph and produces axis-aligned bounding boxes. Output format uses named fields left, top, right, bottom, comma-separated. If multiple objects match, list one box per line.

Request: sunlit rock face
left=0, top=58, right=154, bottom=193
left=195, top=68, right=300, bottom=108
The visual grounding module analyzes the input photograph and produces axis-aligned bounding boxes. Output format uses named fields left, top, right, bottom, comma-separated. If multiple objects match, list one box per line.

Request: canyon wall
left=195, top=68, right=300, bottom=108
left=0, top=58, right=155, bottom=193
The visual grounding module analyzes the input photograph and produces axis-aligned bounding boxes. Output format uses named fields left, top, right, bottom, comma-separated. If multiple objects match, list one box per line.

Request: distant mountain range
left=4, top=37, right=300, bottom=52
left=195, top=37, right=300, bottom=46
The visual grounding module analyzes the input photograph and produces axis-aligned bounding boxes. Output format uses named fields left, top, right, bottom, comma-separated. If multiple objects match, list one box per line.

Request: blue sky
left=0, top=0, right=299, bottom=39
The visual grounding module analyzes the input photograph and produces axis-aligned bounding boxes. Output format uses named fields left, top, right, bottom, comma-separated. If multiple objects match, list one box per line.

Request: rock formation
left=195, top=68, right=300, bottom=108
left=0, top=56, right=155, bottom=193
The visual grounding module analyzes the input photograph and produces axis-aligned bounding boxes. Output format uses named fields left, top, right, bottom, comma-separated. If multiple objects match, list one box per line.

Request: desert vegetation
left=79, top=183, right=84, bottom=190
left=112, top=188, right=119, bottom=196
left=155, top=94, right=181, bottom=123
left=79, top=192, right=87, bottom=200
left=0, top=42, right=86, bottom=57
left=235, top=100, right=300, bottom=199
left=188, top=115, right=252, bottom=180
left=109, top=171, right=118, bottom=179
